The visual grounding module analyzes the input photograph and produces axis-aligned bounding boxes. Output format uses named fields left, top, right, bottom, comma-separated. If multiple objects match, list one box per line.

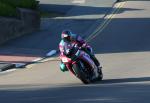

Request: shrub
left=0, top=0, right=39, bottom=10
left=0, top=0, right=39, bottom=17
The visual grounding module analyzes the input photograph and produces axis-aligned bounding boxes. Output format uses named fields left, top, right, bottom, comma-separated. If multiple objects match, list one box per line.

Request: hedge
left=0, top=2, right=17, bottom=17
left=0, top=0, right=39, bottom=17
left=0, top=0, right=39, bottom=10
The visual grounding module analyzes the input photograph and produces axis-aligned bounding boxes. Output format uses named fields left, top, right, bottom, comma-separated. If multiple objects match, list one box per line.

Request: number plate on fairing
left=62, top=58, right=68, bottom=62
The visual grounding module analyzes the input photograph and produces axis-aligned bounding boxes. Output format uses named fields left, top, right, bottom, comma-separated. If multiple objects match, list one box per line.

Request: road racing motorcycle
left=60, top=43, right=103, bottom=84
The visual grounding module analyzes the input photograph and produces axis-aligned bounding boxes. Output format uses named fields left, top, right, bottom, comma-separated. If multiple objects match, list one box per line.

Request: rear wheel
left=72, top=62, right=90, bottom=84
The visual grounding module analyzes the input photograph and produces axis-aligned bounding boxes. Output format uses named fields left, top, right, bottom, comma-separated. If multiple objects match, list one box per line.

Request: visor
left=63, top=33, right=69, bottom=38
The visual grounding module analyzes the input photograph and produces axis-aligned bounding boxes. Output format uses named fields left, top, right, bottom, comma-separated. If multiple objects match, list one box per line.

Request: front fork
left=66, top=63, right=76, bottom=75
left=65, top=60, right=81, bottom=76
left=66, top=60, right=88, bottom=78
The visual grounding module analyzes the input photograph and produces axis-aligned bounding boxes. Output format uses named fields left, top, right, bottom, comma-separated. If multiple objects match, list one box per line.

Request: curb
left=0, top=63, right=15, bottom=72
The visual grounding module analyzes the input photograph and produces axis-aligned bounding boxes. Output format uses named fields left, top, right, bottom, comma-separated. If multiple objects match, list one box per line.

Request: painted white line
left=40, top=57, right=60, bottom=62
left=86, top=2, right=126, bottom=42
left=32, top=58, right=43, bottom=62
left=15, top=63, right=26, bottom=68
left=0, top=69, right=17, bottom=74
left=26, top=64, right=36, bottom=69
left=26, top=50, right=58, bottom=69
left=72, top=0, right=85, bottom=4
left=46, top=50, right=57, bottom=57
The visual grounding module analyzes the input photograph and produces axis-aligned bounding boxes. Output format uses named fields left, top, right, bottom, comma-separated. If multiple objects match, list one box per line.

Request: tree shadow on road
left=89, top=17, right=150, bottom=54
left=0, top=76, right=150, bottom=103
left=39, top=3, right=142, bottom=17
left=96, top=77, right=150, bottom=84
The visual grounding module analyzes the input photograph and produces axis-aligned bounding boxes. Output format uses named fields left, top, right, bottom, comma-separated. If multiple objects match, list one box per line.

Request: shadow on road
left=99, top=77, right=150, bottom=84
left=0, top=77, right=150, bottom=103
left=40, top=4, right=142, bottom=16
left=89, top=17, right=150, bottom=54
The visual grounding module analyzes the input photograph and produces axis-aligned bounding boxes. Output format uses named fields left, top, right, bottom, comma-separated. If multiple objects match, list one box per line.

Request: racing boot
left=97, top=66, right=103, bottom=80
left=91, top=55, right=100, bottom=67
left=91, top=66, right=99, bottom=80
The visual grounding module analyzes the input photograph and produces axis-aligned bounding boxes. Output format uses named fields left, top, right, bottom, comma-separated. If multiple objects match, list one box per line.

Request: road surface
left=0, top=1, right=150, bottom=103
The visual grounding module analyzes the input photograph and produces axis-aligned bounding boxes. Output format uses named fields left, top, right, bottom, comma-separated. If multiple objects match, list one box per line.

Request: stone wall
left=0, top=8, right=40, bottom=45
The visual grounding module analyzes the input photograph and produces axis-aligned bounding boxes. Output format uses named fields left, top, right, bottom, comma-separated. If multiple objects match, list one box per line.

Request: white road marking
left=26, top=50, right=57, bottom=69
left=46, top=50, right=57, bottom=57
left=0, top=69, right=17, bottom=74
left=86, top=2, right=126, bottom=42
left=32, top=58, right=43, bottom=62
left=72, top=0, right=85, bottom=4
left=15, top=63, right=26, bottom=68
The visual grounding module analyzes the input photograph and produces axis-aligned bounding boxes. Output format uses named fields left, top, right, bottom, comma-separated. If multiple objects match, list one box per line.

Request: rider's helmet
left=61, top=30, right=72, bottom=42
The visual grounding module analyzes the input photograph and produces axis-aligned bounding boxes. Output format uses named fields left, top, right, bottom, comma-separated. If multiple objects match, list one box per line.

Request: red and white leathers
left=59, top=33, right=100, bottom=71
left=59, top=33, right=93, bottom=57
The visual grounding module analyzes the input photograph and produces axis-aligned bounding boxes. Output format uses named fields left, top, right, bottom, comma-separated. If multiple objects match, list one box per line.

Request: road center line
left=86, top=1, right=126, bottom=42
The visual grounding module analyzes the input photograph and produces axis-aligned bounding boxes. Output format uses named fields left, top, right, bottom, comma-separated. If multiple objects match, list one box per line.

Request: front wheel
left=72, top=62, right=90, bottom=84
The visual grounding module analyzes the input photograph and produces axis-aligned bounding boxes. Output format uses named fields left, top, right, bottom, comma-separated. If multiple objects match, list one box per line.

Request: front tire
left=72, top=62, right=90, bottom=84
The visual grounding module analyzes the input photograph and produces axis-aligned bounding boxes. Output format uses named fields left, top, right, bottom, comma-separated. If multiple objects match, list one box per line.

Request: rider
left=59, top=30, right=100, bottom=72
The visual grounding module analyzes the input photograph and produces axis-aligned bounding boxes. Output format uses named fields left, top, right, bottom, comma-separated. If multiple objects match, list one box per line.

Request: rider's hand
left=82, top=43, right=87, bottom=48
left=66, top=49, right=71, bottom=54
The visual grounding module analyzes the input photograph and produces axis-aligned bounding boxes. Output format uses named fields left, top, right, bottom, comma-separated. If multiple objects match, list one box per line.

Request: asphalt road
left=2, top=0, right=116, bottom=50
left=0, top=0, right=116, bottom=63
left=0, top=1, right=150, bottom=103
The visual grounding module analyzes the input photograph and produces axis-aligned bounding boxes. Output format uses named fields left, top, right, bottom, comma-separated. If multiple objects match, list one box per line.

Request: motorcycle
left=60, top=43, right=103, bottom=84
